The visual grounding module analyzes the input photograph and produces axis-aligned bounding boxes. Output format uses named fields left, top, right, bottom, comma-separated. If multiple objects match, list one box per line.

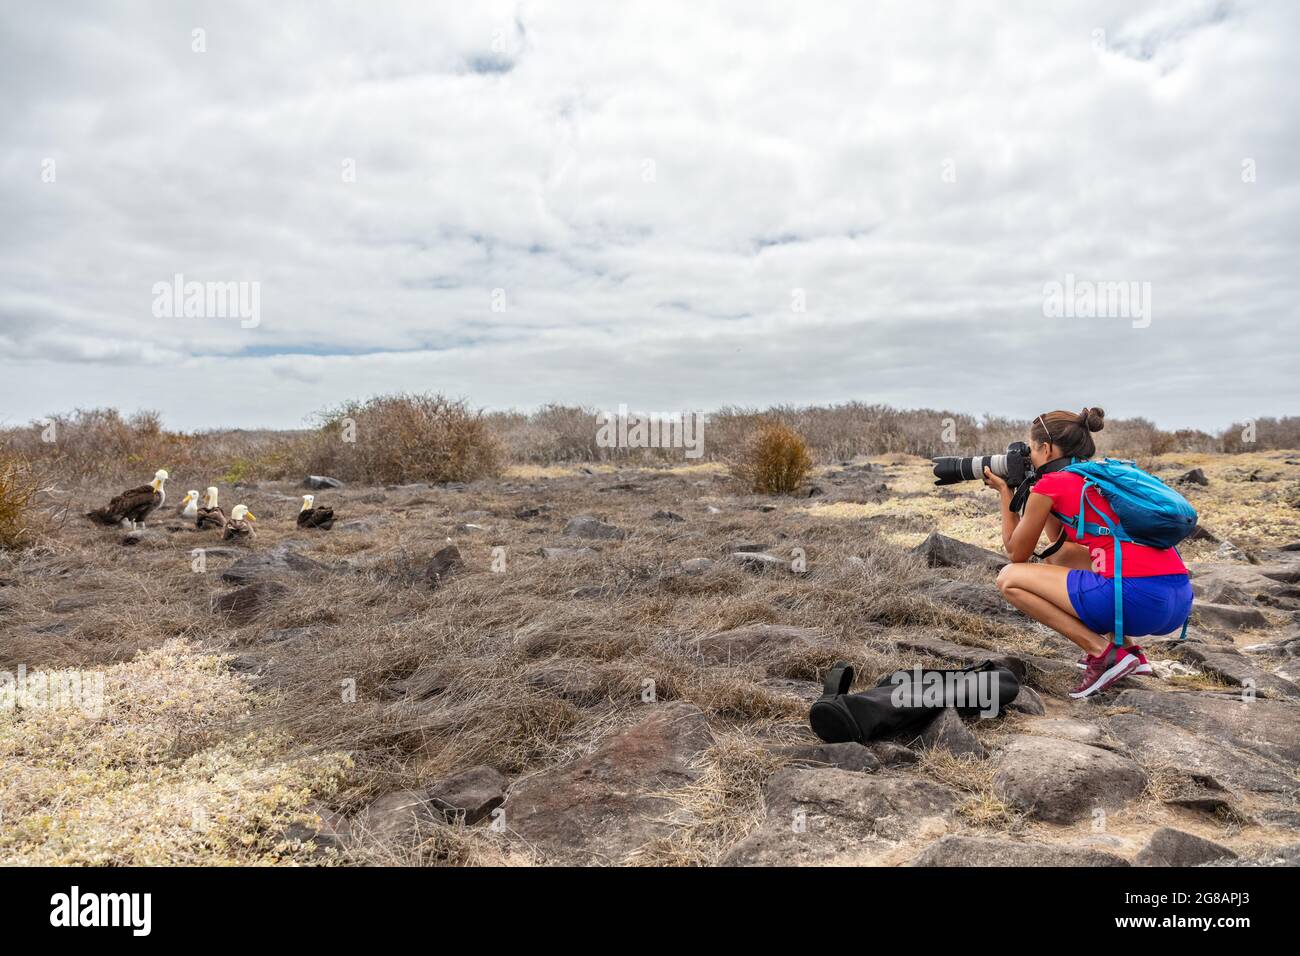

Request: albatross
left=297, top=494, right=335, bottom=530
left=196, top=486, right=227, bottom=531
left=86, top=469, right=168, bottom=530
left=178, top=490, right=200, bottom=519
left=222, top=505, right=257, bottom=542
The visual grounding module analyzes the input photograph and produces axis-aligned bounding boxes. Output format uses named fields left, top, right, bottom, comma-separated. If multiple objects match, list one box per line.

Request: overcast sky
left=2, top=0, right=1296, bottom=431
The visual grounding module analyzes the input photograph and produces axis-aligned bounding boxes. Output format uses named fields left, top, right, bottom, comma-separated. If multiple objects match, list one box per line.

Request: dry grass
left=629, top=731, right=787, bottom=866
left=729, top=421, right=814, bottom=494
left=3, top=435, right=1297, bottom=866
left=918, top=749, right=1021, bottom=829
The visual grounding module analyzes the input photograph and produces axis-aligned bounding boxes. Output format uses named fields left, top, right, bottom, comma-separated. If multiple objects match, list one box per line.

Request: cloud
left=1, top=0, right=1296, bottom=431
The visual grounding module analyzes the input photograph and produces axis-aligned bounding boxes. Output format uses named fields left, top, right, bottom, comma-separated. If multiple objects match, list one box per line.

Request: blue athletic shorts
left=1066, top=571, right=1193, bottom=637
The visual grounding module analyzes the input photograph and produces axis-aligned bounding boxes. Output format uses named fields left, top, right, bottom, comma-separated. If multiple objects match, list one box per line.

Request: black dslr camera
left=932, top=440, right=1034, bottom=489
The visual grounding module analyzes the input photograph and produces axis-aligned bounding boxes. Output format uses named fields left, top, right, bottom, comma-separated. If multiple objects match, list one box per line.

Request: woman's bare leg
left=996, top=562, right=1109, bottom=657
left=1041, top=546, right=1139, bottom=647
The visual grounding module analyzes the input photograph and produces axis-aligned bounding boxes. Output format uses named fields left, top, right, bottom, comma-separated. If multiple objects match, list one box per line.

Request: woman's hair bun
left=1081, top=406, right=1105, bottom=432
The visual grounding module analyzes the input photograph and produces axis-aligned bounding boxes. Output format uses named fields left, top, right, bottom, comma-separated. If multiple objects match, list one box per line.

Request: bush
left=489, top=404, right=607, bottom=463
left=0, top=408, right=186, bottom=481
left=302, top=393, right=502, bottom=485
left=0, top=454, right=41, bottom=549
left=729, top=421, right=813, bottom=494
left=1221, top=416, right=1300, bottom=454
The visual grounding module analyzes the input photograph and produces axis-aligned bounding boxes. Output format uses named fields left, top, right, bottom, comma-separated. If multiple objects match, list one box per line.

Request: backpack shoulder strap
left=822, top=662, right=854, bottom=697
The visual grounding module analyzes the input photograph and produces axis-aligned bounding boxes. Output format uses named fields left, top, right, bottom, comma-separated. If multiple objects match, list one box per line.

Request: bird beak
left=246, top=513, right=257, bottom=521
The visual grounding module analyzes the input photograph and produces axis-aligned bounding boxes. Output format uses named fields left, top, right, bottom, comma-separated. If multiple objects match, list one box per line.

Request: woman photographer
left=983, top=407, right=1193, bottom=699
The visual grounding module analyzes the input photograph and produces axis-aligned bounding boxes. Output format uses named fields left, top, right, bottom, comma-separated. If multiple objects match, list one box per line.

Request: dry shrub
left=0, top=406, right=306, bottom=483
left=729, top=420, right=813, bottom=494
left=0, top=408, right=187, bottom=481
left=1221, top=416, right=1300, bottom=453
left=301, top=393, right=502, bottom=484
left=485, top=402, right=1280, bottom=465
left=0, top=454, right=41, bottom=549
left=490, top=403, right=605, bottom=463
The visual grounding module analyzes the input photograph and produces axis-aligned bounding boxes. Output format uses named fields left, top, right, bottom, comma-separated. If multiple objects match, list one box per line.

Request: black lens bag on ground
left=808, top=660, right=1020, bottom=744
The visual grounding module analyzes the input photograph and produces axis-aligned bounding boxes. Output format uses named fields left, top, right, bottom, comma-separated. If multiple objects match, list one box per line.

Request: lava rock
left=350, top=791, right=437, bottom=843
left=1192, top=602, right=1269, bottom=632
left=693, top=624, right=833, bottom=670
left=211, top=581, right=289, bottom=625
left=915, top=708, right=987, bottom=758
left=221, top=544, right=330, bottom=584
left=562, top=515, right=626, bottom=540
left=1135, top=827, right=1237, bottom=866
left=771, top=742, right=881, bottom=773
left=1006, top=686, right=1046, bottom=716
left=723, top=769, right=958, bottom=866
left=504, top=702, right=713, bottom=865
left=910, top=835, right=1129, bottom=867
left=1021, top=717, right=1110, bottom=748
left=992, top=735, right=1146, bottom=824
left=1108, top=689, right=1300, bottom=768
left=121, top=529, right=166, bottom=547
left=679, top=557, right=714, bottom=575
left=869, top=741, right=922, bottom=766
left=426, top=766, right=507, bottom=825
left=1173, top=645, right=1300, bottom=700
left=911, top=532, right=1008, bottom=571
left=523, top=660, right=605, bottom=702
left=728, top=551, right=787, bottom=572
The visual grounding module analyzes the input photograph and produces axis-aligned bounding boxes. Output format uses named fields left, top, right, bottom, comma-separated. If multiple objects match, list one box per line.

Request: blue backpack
left=1050, top=459, right=1198, bottom=645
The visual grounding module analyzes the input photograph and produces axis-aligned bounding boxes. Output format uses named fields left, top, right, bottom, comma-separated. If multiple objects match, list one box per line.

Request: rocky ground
left=1, top=450, right=1298, bottom=866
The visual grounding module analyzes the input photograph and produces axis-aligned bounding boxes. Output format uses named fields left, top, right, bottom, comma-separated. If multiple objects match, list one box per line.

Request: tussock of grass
left=918, top=749, right=1020, bottom=829
left=1165, top=672, right=1236, bottom=692
left=1140, top=761, right=1196, bottom=805
left=729, top=421, right=814, bottom=495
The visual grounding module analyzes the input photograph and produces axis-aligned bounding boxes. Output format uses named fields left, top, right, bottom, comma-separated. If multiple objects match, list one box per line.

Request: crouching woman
left=983, top=407, right=1193, bottom=699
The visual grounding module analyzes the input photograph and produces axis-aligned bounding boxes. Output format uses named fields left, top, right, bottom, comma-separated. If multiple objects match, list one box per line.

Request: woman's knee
left=996, top=563, right=1021, bottom=594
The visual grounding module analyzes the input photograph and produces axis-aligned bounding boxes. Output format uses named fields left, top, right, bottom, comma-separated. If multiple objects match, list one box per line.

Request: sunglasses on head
left=1036, top=414, right=1055, bottom=445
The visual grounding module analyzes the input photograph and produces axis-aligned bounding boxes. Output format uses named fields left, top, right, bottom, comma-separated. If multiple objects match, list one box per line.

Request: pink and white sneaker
left=1076, top=645, right=1153, bottom=676
left=1070, top=645, right=1140, bottom=699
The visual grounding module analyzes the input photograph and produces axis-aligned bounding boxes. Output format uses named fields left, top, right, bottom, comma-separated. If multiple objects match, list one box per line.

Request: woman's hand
left=983, top=466, right=1011, bottom=502
left=986, top=466, right=1017, bottom=555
